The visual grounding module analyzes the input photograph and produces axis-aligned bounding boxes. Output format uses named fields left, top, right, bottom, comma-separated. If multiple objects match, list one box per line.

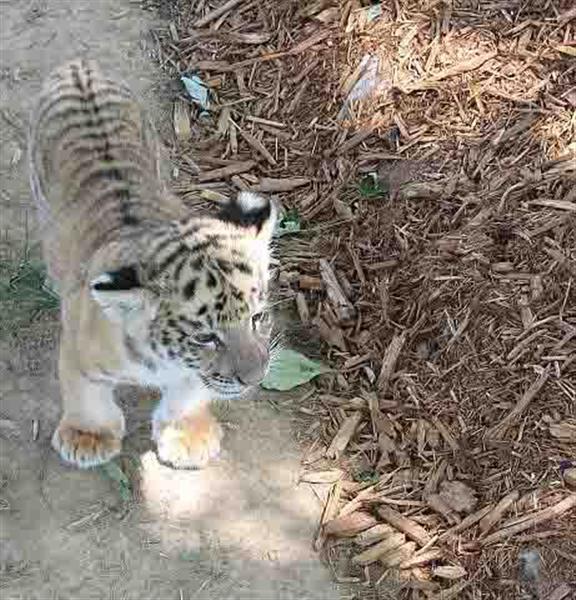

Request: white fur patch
left=237, top=191, right=268, bottom=212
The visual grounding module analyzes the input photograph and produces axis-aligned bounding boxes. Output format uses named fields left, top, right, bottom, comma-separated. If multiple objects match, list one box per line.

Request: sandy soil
left=0, top=1, right=335, bottom=598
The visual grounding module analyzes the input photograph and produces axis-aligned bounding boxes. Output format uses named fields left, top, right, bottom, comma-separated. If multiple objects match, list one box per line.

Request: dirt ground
left=0, top=1, right=336, bottom=598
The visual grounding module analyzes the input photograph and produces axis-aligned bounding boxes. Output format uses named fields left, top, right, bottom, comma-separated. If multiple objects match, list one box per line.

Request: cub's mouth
left=201, top=374, right=248, bottom=398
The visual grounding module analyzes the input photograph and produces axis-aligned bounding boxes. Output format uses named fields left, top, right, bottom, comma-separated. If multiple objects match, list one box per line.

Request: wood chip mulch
left=150, top=1, right=575, bottom=598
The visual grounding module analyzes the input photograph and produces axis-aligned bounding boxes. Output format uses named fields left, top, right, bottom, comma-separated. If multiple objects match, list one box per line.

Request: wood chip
left=319, top=259, right=355, bottom=322
left=438, top=503, right=493, bottom=541
left=431, top=417, right=459, bottom=452
left=479, top=494, right=576, bottom=546
left=323, top=511, right=378, bottom=537
left=550, top=421, right=576, bottom=443
left=377, top=331, right=407, bottom=394
left=380, top=541, right=416, bottom=567
left=325, top=412, right=362, bottom=459
left=314, top=479, right=342, bottom=551
left=428, top=580, right=470, bottom=600
left=548, top=584, right=574, bottom=600
left=300, top=469, right=343, bottom=484
left=438, top=481, right=478, bottom=514
left=314, top=317, right=347, bottom=351
left=334, top=123, right=378, bottom=155
left=432, top=565, right=467, bottom=580
left=563, top=468, right=576, bottom=489
left=194, top=0, right=245, bottom=27
left=479, top=490, right=519, bottom=534
left=352, top=532, right=406, bottom=566
left=238, top=129, right=277, bottom=165
left=197, top=160, right=256, bottom=182
left=298, top=275, right=323, bottom=290
left=376, top=506, right=432, bottom=547
left=354, top=524, right=396, bottom=547
left=288, top=28, right=331, bottom=56
left=252, top=177, right=310, bottom=192
left=400, top=548, right=444, bottom=569
left=408, top=50, right=498, bottom=92
left=528, top=199, right=576, bottom=212
left=173, top=99, right=191, bottom=141
left=487, top=367, right=550, bottom=439
left=427, top=493, right=460, bottom=525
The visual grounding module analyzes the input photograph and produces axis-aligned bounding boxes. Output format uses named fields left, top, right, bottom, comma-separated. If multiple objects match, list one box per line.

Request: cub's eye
left=193, top=333, right=222, bottom=347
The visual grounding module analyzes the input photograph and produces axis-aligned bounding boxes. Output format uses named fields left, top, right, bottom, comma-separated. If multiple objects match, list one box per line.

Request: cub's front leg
left=52, top=338, right=125, bottom=468
left=152, top=383, right=222, bottom=469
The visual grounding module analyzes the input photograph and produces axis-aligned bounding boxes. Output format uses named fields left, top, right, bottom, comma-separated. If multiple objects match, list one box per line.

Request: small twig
left=197, top=160, right=256, bottom=182
left=194, top=0, right=245, bottom=27
left=487, top=367, right=550, bottom=440
left=479, top=494, right=576, bottom=546
left=479, top=490, right=519, bottom=535
left=238, top=129, right=277, bottom=165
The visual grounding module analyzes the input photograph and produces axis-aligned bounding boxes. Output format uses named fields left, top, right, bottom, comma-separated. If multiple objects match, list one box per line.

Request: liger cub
left=28, top=59, right=276, bottom=469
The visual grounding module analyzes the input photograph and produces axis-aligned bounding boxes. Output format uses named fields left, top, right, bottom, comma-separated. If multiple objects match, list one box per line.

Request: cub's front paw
left=154, top=409, right=223, bottom=470
left=52, top=421, right=122, bottom=468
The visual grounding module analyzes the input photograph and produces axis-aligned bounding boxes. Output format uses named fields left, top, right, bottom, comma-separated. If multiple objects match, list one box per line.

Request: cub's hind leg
left=53, top=341, right=125, bottom=468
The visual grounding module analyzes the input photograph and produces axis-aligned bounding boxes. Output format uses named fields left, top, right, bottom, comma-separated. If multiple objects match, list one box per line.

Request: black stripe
left=189, top=240, right=216, bottom=254
left=151, top=244, right=189, bottom=276
left=179, top=316, right=202, bottom=329
left=183, top=278, right=197, bottom=299
left=173, top=255, right=188, bottom=281
left=43, top=111, right=134, bottom=148
left=234, top=261, right=252, bottom=275
left=72, top=62, right=137, bottom=227
left=218, top=197, right=271, bottom=232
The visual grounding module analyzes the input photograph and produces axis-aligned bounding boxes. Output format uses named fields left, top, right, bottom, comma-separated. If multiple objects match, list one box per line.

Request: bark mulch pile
left=150, top=1, right=575, bottom=598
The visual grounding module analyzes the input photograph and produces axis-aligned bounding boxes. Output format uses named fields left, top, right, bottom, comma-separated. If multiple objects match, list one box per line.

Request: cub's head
left=90, top=192, right=277, bottom=397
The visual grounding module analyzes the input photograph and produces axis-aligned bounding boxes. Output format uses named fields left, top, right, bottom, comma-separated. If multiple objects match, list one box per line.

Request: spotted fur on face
left=90, top=192, right=276, bottom=396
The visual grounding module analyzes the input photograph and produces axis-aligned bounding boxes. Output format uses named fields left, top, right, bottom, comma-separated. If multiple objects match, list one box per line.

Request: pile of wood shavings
left=151, top=1, right=575, bottom=598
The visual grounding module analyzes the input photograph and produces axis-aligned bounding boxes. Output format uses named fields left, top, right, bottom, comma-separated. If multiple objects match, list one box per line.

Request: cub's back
left=29, top=59, right=184, bottom=282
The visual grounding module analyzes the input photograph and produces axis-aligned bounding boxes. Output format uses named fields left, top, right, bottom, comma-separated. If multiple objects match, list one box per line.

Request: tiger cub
left=28, top=59, right=276, bottom=469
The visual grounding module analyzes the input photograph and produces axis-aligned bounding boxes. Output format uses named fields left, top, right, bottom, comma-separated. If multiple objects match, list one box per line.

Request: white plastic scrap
left=338, top=54, right=386, bottom=120
left=365, top=3, right=383, bottom=22
left=181, top=75, right=210, bottom=111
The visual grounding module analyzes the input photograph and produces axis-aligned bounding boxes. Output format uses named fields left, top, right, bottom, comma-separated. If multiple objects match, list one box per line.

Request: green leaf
left=99, top=461, right=131, bottom=502
left=261, top=349, right=330, bottom=391
left=180, top=550, right=202, bottom=562
left=274, top=208, right=301, bottom=237
left=357, top=174, right=387, bottom=199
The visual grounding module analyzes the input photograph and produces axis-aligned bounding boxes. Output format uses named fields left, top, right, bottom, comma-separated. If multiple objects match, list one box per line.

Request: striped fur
left=29, top=60, right=276, bottom=469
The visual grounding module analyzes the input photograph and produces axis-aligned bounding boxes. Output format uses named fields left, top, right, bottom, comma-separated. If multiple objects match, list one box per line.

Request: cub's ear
left=90, top=265, right=148, bottom=321
left=218, top=192, right=277, bottom=242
